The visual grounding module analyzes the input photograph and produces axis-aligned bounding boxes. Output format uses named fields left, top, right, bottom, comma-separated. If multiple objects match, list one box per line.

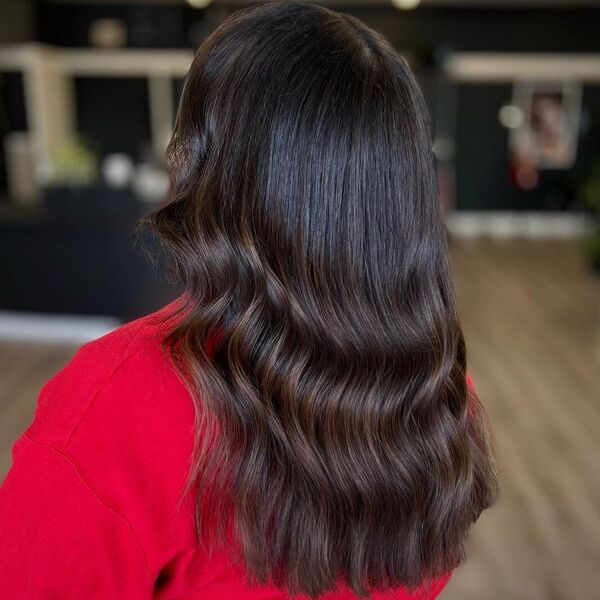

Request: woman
left=0, top=3, right=496, bottom=598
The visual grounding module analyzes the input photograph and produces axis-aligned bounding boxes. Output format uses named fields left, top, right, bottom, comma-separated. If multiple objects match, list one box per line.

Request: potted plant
left=577, top=162, right=600, bottom=273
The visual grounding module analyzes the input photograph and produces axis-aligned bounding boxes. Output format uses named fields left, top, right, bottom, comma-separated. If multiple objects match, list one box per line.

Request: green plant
left=577, top=161, right=600, bottom=271
left=50, top=135, right=98, bottom=187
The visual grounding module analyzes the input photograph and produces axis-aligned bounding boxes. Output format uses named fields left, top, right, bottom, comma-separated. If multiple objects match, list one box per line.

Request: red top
left=0, top=300, right=451, bottom=599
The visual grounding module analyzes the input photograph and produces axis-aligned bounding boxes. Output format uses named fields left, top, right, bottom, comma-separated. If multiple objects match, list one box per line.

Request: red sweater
left=0, top=300, right=451, bottom=599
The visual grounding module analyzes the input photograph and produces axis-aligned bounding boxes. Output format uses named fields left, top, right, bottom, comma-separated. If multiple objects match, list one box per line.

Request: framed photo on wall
left=509, top=81, right=582, bottom=170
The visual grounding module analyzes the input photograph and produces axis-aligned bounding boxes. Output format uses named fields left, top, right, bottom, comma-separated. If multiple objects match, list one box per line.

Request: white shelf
left=0, top=44, right=194, bottom=76
left=444, top=52, right=600, bottom=83
left=0, top=44, right=195, bottom=167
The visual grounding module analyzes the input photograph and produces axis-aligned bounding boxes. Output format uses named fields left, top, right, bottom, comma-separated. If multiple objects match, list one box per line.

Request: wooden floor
left=1, top=240, right=599, bottom=599
left=446, top=240, right=600, bottom=600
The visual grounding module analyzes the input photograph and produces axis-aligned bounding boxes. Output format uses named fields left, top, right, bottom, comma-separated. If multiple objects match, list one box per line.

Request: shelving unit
left=0, top=44, right=194, bottom=164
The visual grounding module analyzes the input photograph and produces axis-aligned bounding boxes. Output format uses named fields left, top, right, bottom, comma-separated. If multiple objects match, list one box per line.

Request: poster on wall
left=509, top=81, right=582, bottom=170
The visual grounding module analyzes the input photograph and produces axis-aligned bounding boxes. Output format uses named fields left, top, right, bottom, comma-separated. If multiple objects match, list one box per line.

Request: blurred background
left=0, top=1, right=598, bottom=598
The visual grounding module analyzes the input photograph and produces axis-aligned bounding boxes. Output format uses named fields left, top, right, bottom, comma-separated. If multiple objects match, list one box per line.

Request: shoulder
left=25, top=295, right=194, bottom=453
left=16, top=296, right=198, bottom=573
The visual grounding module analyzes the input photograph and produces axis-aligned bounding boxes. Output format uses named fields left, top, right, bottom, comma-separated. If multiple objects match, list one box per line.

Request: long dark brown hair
left=149, top=2, right=496, bottom=597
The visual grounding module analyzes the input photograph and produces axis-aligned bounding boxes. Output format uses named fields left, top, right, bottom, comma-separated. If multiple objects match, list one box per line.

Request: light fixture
left=390, top=0, right=422, bottom=10
left=185, top=0, right=213, bottom=9
left=498, top=104, right=525, bottom=129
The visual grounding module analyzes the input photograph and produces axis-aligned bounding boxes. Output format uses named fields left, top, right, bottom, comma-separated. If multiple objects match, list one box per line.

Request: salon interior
left=0, top=1, right=599, bottom=598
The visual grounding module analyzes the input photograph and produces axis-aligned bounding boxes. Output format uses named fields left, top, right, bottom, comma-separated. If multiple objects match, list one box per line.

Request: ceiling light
left=186, top=0, right=213, bottom=9
left=390, top=0, right=422, bottom=10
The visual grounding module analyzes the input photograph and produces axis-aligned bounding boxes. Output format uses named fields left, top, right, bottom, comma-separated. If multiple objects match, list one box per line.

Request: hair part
left=149, top=2, right=497, bottom=597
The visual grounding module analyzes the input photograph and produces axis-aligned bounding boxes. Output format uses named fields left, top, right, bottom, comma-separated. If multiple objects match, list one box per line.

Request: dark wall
left=34, top=0, right=212, bottom=48
left=0, top=0, right=35, bottom=44
left=350, top=6, right=600, bottom=56
left=75, top=77, right=152, bottom=158
left=0, top=73, right=27, bottom=197
left=32, top=2, right=600, bottom=55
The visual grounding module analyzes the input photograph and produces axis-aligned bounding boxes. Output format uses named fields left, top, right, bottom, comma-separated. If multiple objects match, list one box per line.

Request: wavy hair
left=149, top=2, right=497, bottom=597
